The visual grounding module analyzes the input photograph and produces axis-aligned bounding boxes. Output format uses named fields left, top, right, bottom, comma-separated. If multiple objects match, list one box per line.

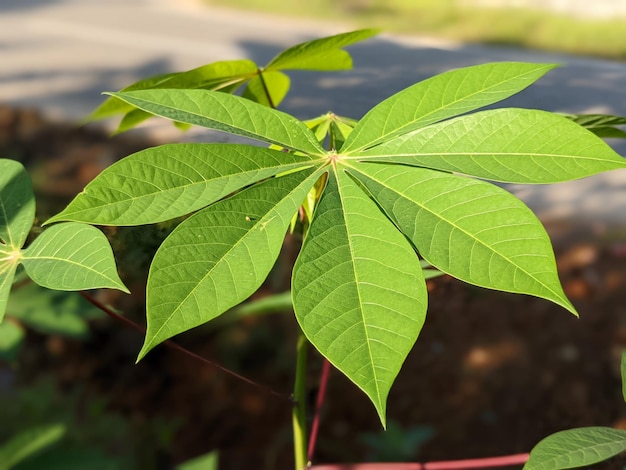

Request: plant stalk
left=293, top=331, right=308, bottom=470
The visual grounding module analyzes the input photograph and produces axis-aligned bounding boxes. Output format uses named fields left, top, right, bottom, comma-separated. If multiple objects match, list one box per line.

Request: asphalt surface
left=1, top=0, right=625, bottom=227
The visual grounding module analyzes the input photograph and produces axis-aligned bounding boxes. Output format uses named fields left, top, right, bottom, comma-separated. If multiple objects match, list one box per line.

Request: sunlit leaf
left=266, top=29, right=379, bottom=71
left=242, top=71, right=290, bottom=107
left=566, top=113, right=626, bottom=139
left=108, top=89, right=324, bottom=154
left=21, top=223, right=128, bottom=293
left=0, top=244, right=18, bottom=321
left=46, top=143, right=315, bottom=226
left=293, top=168, right=427, bottom=425
left=342, top=62, right=557, bottom=153
left=139, top=168, right=322, bottom=359
left=354, top=109, right=626, bottom=183
left=524, top=427, right=626, bottom=470
left=351, top=163, right=575, bottom=315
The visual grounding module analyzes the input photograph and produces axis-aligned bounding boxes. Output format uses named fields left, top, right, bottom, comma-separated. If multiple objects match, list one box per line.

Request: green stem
left=292, top=331, right=308, bottom=470
left=257, top=68, right=276, bottom=109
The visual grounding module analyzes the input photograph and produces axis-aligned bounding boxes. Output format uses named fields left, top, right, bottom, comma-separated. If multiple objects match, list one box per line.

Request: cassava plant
left=2, top=29, right=626, bottom=468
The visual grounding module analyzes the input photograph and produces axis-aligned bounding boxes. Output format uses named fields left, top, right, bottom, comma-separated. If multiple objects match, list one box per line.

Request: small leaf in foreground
left=524, top=427, right=626, bottom=470
left=21, top=223, right=128, bottom=293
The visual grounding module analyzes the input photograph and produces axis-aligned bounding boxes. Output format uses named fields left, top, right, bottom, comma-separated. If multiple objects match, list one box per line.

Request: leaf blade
left=266, top=29, right=379, bottom=71
left=108, top=89, right=324, bottom=155
left=46, top=143, right=316, bottom=226
left=140, top=167, right=322, bottom=359
left=341, top=62, right=557, bottom=153
left=21, top=223, right=128, bottom=293
left=0, top=159, right=36, bottom=248
left=524, top=427, right=626, bottom=470
left=352, top=163, right=575, bottom=314
left=292, top=167, right=427, bottom=425
left=353, top=109, right=626, bottom=183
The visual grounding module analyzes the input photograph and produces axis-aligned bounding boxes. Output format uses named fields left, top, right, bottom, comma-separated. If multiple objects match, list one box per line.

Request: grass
left=204, top=0, right=626, bottom=61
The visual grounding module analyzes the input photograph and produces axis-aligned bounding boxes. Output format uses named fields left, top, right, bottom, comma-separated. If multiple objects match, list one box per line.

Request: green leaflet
left=109, top=89, right=325, bottom=155
left=524, top=427, right=626, bottom=469
left=139, top=167, right=322, bottom=360
left=46, top=143, right=315, bottom=226
left=566, top=113, right=626, bottom=139
left=89, top=59, right=256, bottom=121
left=0, top=159, right=35, bottom=248
left=21, top=223, right=128, bottom=293
left=266, top=29, right=379, bottom=71
left=353, top=108, right=626, bottom=183
left=341, top=62, right=557, bottom=153
left=292, top=167, right=427, bottom=425
left=350, top=163, right=575, bottom=315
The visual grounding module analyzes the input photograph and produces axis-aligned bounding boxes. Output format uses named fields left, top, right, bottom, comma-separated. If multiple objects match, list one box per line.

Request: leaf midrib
left=334, top=168, right=383, bottom=408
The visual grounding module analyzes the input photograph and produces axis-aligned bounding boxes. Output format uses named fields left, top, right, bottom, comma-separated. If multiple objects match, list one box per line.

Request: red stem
left=307, top=358, right=332, bottom=464
left=79, top=291, right=293, bottom=404
left=309, top=453, right=530, bottom=470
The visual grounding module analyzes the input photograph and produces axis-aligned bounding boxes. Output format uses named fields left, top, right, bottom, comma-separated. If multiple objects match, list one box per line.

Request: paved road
left=1, top=0, right=625, bottom=227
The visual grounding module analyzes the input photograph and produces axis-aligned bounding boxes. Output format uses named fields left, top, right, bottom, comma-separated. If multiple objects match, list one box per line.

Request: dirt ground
left=1, top=106, right=625, bottom=469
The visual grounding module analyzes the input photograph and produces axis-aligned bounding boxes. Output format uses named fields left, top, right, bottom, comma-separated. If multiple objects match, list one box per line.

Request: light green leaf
left=0, top=424, right=66, bottom=470
left=524, top=427, right=626, bottom=470
left=266, top=29, right=379, bottom=71
left=176, top=450, right=219, bottom=470
left=0, top=244, right=19, bottom=322
left=89, top=60, right=256, bottom=122
left=21, top=223, right=128, bottom=293
left=566, top=113, right=626, bottom=139
left=115, top=108, right=151, bottom=134
left=354, top=109, right=626, bottom=183
left=242, top=71, right=290, bottom=107
left=0, top=320, right=24, bottom=363
left=108, top=89, right=324, bottom=155
left=0, top=159, right=36, bottom=248
left=139, top=167, right=322, bottom=360
left=351, top=163, right=575, bottom=315
left=46, top=143, right=315, bottom=226
left=292, top=168, right=427, bottom=425
left=341, top=62, right=557, bottom=153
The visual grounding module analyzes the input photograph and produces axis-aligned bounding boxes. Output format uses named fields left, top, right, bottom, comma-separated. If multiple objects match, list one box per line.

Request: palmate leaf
left=108, top=89, right=324, bottom=155
left=266, top=29, right=379, bottom=71
left=139, top=167, right=322, bottom=360
left=21, top=223, right=128, bottom=293
left=341, top=62, right=557, bottom=153
left=46, top=143, right=314, bottom=226
left=350, top=163, right=575, bottom=314
left=524, top=427, right=626, bottom=470
left=353, top=108, right=626, bottom=183
left=293, top=168, right=427, bottom=425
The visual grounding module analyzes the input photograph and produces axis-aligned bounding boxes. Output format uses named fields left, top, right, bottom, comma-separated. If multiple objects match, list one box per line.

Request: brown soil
left=1, top=106, right=625, bottom=469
